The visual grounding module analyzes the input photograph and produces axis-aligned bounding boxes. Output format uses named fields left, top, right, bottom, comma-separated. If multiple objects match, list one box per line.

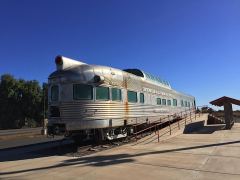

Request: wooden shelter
left=210, top=96, right=240, bottom=129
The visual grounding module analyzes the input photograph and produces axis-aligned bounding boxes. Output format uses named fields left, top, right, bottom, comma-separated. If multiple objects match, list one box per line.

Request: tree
left=0, top=74, right=47, bottom=129
left=21, top=80, right=43, bottom=127
left=0, top=74, right=22, bottom=129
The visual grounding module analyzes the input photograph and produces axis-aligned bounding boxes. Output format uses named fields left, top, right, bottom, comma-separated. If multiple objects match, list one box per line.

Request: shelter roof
left=210, top=96, right=240, bottom=106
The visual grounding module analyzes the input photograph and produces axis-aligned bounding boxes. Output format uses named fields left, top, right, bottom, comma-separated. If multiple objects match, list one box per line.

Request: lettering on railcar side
left=142, top=87, right=172, bottom=97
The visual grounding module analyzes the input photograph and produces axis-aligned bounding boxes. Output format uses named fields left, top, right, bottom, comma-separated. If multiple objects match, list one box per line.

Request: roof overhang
left=210, top=96, right=240, bottom=107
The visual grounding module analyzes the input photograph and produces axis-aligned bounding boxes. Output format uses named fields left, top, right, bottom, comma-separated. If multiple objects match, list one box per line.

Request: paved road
left=1, top=114, right=240, bottom=180
left=0, top=127, right=42, bottom=136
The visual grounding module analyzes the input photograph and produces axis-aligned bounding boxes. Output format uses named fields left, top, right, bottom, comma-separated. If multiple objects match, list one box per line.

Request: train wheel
left=94, top=129, right=104, bottom=143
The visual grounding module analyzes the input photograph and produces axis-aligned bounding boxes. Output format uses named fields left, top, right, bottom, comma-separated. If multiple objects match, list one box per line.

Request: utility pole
left=41, top=83, right=47, bottom=135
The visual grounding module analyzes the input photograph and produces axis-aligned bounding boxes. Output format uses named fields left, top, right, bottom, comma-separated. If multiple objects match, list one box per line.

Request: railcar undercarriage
left=47, top=123, right=133, bottom=143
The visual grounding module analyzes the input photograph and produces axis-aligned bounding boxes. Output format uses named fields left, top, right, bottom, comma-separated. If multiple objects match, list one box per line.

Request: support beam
left=224, top=103, right=233, bottom=129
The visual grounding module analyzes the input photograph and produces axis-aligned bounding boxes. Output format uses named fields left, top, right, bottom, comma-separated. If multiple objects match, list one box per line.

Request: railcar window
left=51, top=85, right=59, bottom=101
left=157, top=98, right=161, bottom=105
left=162, top=99, right=166, bottom=105
left=127, top=91, right=138, bottom=103
left=173, top=99, right=177, bottom=106
left=111, top=88, right=122, bottom=101
left=181, top=100, right=184, bottom=107
left=73, top=84, right=93, bottom=100
left=140, top=93, right=144, bottom=103
left=167, top=100, right=171, bottom=106
left=96, top=86, right=110, bottom=101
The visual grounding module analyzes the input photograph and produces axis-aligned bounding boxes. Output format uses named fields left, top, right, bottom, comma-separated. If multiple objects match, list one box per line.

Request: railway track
left=0, top=135, right=132, bottom=162
left=66, top=138, right=132, bottom=157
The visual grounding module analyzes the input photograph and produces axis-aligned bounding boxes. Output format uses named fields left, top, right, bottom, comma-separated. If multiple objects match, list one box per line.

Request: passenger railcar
left=47, top=56, right=195, bottom=141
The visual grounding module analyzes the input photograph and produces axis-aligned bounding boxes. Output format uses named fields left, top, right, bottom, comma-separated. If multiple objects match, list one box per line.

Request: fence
left=132, top=108, right=199, bottom=142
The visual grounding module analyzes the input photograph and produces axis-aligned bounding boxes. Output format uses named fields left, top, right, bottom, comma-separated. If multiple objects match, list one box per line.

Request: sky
left=0, top=0, right=240, bottom=108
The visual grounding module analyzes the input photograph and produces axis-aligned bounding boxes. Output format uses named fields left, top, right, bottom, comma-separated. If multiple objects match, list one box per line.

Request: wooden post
left=134, top=120, right=138, bottom=142
left=224, top=103, right=233, bottom=129
left=168, top=115, right=171, bottom=135
left=184, top=114, right=186, bottom=125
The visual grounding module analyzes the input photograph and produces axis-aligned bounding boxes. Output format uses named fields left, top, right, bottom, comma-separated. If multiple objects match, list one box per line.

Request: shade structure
left=209, top=96, right=240, bottom=129
left=210, top=96, right=240, bottom=107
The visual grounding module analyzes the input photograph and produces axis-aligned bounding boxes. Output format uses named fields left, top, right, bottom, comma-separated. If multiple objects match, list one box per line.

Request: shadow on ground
left=0, top=140, right=77, bottom=162
left=183, top=121, right=225, bottom=134
left=1, top=139, right=240, bottom=176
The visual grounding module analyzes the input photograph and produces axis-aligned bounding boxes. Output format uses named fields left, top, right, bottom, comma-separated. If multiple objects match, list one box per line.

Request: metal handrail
left=132, top=107, right=194, bottom=128
left=133, top=108, right=198, bottom=142
left=133, top=108, right=195, bottom=134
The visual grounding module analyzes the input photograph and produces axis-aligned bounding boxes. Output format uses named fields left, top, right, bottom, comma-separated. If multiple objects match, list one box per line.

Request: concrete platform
left=1, top=114, right=240, bottom=180
left=0, top=135, right=64, bottom=150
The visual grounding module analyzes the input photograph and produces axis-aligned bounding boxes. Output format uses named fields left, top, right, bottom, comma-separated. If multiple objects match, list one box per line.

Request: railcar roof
left=48, top=64, right=90, bottom=79
left=123, top=68, right=171, bottom=88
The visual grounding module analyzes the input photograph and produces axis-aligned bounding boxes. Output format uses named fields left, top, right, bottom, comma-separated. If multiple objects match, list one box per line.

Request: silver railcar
left=47, top=56, right=195, bottom=140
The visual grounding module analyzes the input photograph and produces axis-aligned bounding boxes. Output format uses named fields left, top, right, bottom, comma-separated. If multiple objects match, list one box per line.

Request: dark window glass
left=73, top=84, right=93, bottom=100
left=173, top=99, right=177, bottom=106
left=188, top=102, right=190, bottom=107
left=51, top=85, right=59, bottom=101
left=167, top=100, right=171, bottom=106
left=185, top=101, right=188, bottom=107
left=127, top=91, right=137, bottom=103
left=96, top=86, right=109, bottom=100
left=140, top=93, right=144, bottom=103
left=181, top=100, right=184, bottom=107
left=157, top=98, right=161, bottom=105
left=111, top=88, right=122, bottom=101
left=162, top=99, right=166, bottom=105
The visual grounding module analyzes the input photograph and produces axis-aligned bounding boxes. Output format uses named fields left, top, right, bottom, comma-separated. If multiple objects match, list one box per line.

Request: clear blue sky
left=0, top=0, right=240, bottom=107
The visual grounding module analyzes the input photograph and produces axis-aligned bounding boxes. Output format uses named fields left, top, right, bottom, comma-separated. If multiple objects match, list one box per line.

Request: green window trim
left=181, top=100, right=184, bottom=107
left=140, top=93, right=144, bottom=103
left=111, top=88, right=122, bottom=101
left=127, top=90, right=138, bottom=103
left=173, top=99, right=178, bottom=106
left=73, top=84, right=93, bottom=100
left=157, top=98, right=161, bottom=105
left=51, top=85, right=59, bottom=101
left=162, top=99, right=166, bottom=105
left=96, top=86, right=110, bottom=101
left=167, top=99, right=171, bottom=106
